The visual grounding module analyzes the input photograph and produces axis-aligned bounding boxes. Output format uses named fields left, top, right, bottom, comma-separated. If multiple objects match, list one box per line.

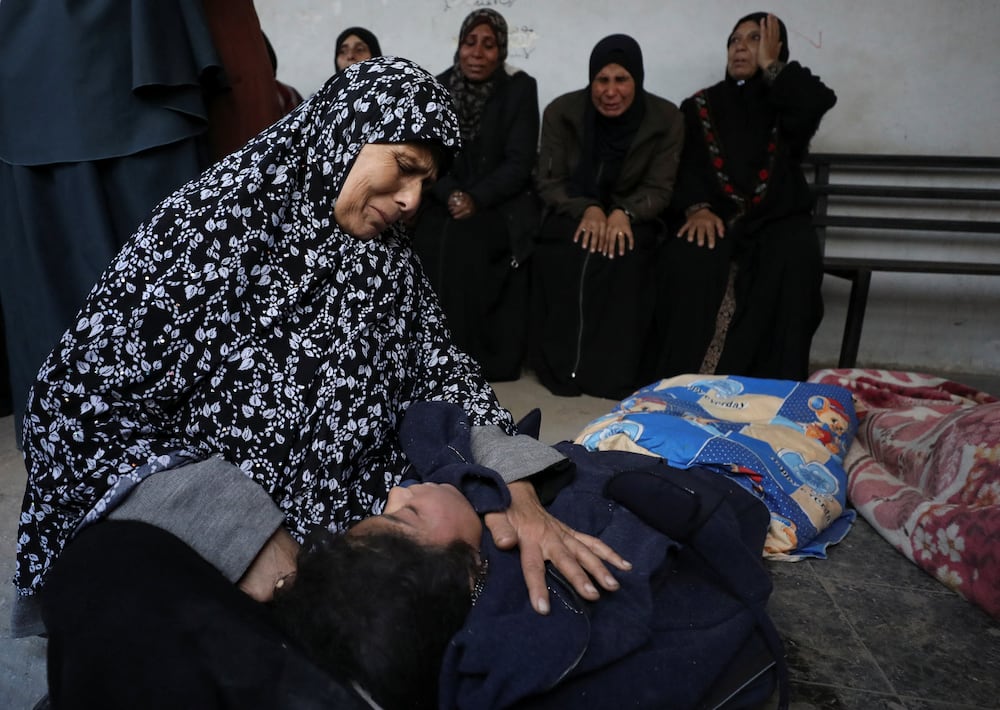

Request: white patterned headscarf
left=16, top=57, right=511, bottom=600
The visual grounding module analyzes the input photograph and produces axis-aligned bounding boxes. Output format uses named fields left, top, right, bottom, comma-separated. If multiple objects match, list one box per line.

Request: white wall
left=257, top=0, right=1000, bottom=376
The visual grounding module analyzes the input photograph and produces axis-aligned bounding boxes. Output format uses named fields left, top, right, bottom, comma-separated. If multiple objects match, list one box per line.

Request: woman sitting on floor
left=334, top=25, right=382, bottom=73
left=21, top=58, right=624, bottom=709
left=529, top=33, right=683, bottom=400
left=651, top=12, right=836, bottom=381
left=412, top=8, right=540, bottom=381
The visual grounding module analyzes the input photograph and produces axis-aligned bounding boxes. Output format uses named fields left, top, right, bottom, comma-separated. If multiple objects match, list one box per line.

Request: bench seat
left=803, top=153, right=1000, bottom=368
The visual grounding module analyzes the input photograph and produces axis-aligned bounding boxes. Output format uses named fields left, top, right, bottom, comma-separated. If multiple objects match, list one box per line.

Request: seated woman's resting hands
left=574, top=206, right=634, bottom=258
left=677, top=207, right=726, bottom=249
left=604, top=208, right=635, bottom=258
left=485, top=480, right=632, bottom=614
left=574, top=205, right=607, bottom=253
left=447, top=190, right=477, bottom=219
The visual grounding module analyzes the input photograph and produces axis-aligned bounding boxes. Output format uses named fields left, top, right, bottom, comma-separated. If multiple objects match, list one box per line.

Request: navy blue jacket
left=400, top=402, right=775, bottom=710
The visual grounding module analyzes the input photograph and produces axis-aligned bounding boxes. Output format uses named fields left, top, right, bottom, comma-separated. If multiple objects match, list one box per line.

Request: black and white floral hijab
left=15, top=57, right=512, bottom=601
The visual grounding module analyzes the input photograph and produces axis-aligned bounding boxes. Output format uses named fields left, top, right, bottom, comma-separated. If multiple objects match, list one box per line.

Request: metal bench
left=804, top=153, right=1000, bottom=367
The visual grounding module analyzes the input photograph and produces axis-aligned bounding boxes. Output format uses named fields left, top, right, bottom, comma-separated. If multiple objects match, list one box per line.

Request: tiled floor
left=1, top=372, right=998, bottom=709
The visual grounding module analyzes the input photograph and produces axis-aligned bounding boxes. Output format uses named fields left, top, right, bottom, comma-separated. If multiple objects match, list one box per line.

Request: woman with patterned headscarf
left=652, top=12, right=836, bottom=381
left=530, top=34, right=684, bottom=400
left=412, top=8, right=540, bottom=382
left=14, top=58, right=624, bottom=705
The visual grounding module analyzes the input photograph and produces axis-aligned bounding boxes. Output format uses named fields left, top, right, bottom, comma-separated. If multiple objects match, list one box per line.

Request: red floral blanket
left=809, top=369, right=1000, bottom=618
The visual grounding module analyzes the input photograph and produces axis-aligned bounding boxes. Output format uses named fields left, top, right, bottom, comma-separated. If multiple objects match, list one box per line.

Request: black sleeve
left=466, top=73, right=540, bottom=209
left=668, top=97, right=719, bottom=217
left=768, top=61, right=837, bottom=159
left=529, top=458, right=575, bottom=505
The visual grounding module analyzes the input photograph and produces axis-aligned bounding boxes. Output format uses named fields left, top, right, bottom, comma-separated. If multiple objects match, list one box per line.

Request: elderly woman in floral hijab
left=15, top=57, right=625, bottom=707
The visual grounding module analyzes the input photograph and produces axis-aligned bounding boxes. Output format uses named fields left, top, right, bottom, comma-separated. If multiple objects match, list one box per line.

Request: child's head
left=350, top=480, right=484, bottom=548
left=271, top=525, right=480, bottom=710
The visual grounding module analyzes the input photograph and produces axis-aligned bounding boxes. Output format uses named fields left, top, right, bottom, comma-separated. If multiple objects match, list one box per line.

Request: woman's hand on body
left=485, top=480, right=632, bottom=615
left=573, top=205, right=608, bottom=253
left=757, top=13, right=784, bottom=70
left=677, top=207, right=725, bottom=249
left=238, top=527, right=300, bottom=602
left=448, top=190, right=477, bottom=219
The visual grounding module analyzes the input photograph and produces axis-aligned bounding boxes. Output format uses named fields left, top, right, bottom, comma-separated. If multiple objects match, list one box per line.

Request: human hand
left=600, top=209, right=635, bottom=258
left=757, top=13, right=784, bottom=70
left=573, top=206, right=608, bottom=252
left=484, top=480, right=632, bottom=614
left=238, top=527, right=300, bottom=602
left=677, top=207, right=725, bottom=249
left=447, top=190, right=476, bottom=219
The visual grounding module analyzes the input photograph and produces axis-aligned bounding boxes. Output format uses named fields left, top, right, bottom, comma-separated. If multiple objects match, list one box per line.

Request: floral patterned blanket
left=809, top=369, right=1000, bottom=619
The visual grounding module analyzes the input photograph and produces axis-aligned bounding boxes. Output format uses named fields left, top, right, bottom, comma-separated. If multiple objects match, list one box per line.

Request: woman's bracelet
left=685, top=202, right=712, bottom=218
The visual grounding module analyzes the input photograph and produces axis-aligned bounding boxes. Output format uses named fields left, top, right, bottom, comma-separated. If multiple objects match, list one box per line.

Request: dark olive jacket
left=535, top=88, right=684, bottom=223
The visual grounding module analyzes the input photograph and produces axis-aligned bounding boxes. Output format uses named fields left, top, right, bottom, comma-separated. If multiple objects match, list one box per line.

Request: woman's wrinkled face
left=590, top=63, right=636, bottom=118
left=458, top=23, right=500, bottom=82
left=727, top=21, right=761, bottom=80
left=334, top=142, right=438, bottom=240
left=337, top=34, right=373, bottom=71
left=350, top=482, right=483, bottom=548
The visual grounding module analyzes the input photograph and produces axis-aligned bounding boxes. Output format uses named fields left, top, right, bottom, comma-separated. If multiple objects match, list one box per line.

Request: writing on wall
left=443, top=0, right=517, bottom=11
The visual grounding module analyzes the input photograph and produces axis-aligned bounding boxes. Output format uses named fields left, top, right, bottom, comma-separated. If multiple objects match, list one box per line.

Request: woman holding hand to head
left=652, top=12, right=836, bottom=381
left=16, top=58, right=624, bottom=708
left=412, top=9, right=540, bottom=382
left=530, top=34, right=684, bottom=400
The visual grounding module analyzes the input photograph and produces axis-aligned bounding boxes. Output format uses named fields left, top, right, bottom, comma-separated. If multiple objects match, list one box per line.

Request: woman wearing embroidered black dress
left=13, top=58, right=624, bottom=706
left=529, top=34, right=684, bottom=400
left=652, top=12, right=836, bottom=381
left=412, top=9, right=540, bottom=381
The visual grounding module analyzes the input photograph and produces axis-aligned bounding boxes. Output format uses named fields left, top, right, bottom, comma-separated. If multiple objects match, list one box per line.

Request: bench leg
left=839, top=269, right=872, bottom=368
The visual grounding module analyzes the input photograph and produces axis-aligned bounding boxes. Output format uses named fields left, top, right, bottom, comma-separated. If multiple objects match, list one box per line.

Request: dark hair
left=271, top=528, right=478, bottom=710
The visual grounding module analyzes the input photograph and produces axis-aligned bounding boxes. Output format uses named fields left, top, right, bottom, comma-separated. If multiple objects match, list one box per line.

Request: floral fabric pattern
left=16, top=57, right=513, bottom=598
left=810, top=368, right=1000, bottom=619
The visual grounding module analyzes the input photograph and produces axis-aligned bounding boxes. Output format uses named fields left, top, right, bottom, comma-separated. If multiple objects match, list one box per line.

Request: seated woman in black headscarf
left=17, top=58, right=625, bottom=709
left=651, top=12, right=836, bottom=381
left=412, top=9, right=540, bottom=381
left=334, top=26, right=382, bottom=73
left=530, top=34, right=684, bottom=400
